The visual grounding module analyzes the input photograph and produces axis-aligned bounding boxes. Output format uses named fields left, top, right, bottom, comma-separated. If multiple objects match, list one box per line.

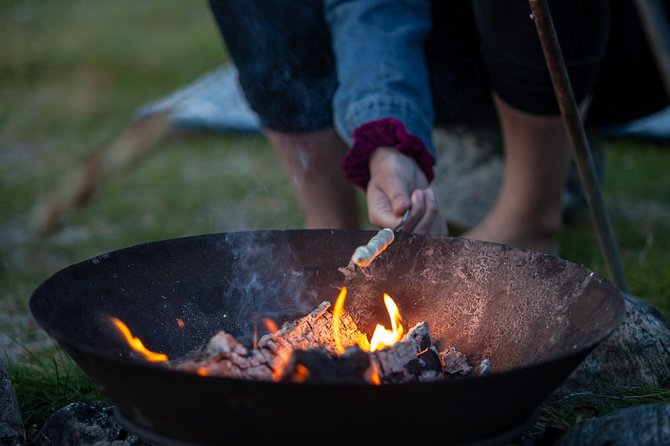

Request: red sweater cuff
left=342, top=118, right=435, bottom=189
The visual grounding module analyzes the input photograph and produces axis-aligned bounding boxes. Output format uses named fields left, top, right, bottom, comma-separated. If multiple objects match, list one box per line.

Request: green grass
left=560, top=141, right=670, bottom=314
left=5, top=351, right=105, bottom=442
left=1, top=0, right=669, bottom=440
left=538, top=383, right=670, bottom=434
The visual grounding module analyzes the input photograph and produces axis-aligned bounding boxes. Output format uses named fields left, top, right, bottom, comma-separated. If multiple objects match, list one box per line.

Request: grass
left=540, top=384, right=670, bottom=431
left=1, top=0, right=669, bottom=441
left=5, top=351, right=104, bottom=441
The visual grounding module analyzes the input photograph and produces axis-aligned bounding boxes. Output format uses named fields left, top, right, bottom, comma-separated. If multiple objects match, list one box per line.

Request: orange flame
left=263, top=318, right=279, bottom=334
left=177, top=318, right=185, bottom=329
left=271, top=344, right=293, bottom=382
left=332, top=287, right=348, bottom=354
left=110, top=317, right=168, bottom=362
left=196, top=367, right=209, bottom=377
left=367, top=361, right=382, bottom=385
left=369, top=294, right=404, bottom=352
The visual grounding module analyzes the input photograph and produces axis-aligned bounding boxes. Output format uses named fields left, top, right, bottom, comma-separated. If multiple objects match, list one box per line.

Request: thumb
left=385, top=181, right=411, bottom=216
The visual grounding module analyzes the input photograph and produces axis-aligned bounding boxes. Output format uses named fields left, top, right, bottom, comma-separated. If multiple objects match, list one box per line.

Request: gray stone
left=555, top=403, right=670, bottom=446
left=561, top=293, right=670, bottom=393
left=0, top=358, right=23, bottom=446
left=432, top=125, right=503, bottom=230
left=36, top=401, right=151, bottom=446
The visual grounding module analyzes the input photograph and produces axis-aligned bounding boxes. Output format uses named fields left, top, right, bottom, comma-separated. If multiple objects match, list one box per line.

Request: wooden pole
left=528, top=0, right=630, bottom=293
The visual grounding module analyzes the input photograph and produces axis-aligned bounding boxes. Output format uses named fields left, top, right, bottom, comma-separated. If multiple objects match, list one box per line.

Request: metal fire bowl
left=30, top=230, right=624, bottom=445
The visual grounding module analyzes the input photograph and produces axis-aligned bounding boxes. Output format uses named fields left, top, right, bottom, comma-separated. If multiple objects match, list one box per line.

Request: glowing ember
left=369, top=294, right=405, bottom=352
left=292, top=364, right=310, bottom=383
left=177, top=318, right=185, bottom=328
left=110, top=317, right=168, bottom=363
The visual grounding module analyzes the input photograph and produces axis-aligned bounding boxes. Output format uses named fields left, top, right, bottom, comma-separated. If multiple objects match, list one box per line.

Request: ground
left=1, top=0, right=669, bottom=441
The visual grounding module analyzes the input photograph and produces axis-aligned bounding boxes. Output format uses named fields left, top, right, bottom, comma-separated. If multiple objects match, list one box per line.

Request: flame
left=197, top=367, right=209, bottom=377
left=110, top=317, right=168, bottom=363
left=332, top=287, right=348, bottom=354
left=369, top=294, right=404, bottom=352
left=271, top=344, right=293, bottom=382
left=366, top=361, right=382, bottom=385
left=263, top=318, right=279, bottom=334
left=177, top=318, right=185, bottom=328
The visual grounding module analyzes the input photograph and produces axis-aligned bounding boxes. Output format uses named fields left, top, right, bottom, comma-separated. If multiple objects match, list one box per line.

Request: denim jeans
left=326, top=0, right=608, bottom=154
left=209, top=0, right=660, bottom=155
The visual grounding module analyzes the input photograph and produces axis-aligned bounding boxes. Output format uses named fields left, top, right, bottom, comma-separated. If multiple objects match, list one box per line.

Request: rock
left=555, top=403, right=670, bottom=446
left=36, top=401, right=151, bottom=446
left=560, top=293, right=670, bottom=393
left=432, top=125, right=503, bottom=230
left=0, top=358, right=23, bottom=446
left=0, top=365, right=22, bottom=445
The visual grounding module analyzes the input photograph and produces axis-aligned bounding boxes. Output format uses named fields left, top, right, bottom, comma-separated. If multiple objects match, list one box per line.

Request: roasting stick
left=351, top=208, right=410, bottom=268
left=529, top=0, right=629, bottom=293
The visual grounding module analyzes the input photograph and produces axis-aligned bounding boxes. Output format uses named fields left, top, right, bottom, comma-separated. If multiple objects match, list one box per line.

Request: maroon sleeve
left=342, top=118, right=435, bottom=189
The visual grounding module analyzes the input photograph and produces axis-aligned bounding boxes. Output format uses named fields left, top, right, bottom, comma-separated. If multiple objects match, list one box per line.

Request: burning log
left=168, top=295, right=482, bottom=384
left=369, top=322, right=442, bottom=383
left=175, top=301, right=369, bottom=380
left=258, top=301, right=369, bottom=354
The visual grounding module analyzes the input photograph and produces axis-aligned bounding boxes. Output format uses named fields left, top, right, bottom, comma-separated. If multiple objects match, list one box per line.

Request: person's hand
left=366, top=147, right=447, bottom=235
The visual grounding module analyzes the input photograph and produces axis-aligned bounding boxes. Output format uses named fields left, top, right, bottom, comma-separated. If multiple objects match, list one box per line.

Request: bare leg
left=266, top=127, right=360, bottom=229
left=464, top=95, right=574, bottom=254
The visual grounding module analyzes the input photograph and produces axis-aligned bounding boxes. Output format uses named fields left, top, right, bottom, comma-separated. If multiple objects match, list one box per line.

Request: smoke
left=216, top=231, right=317, bottom=342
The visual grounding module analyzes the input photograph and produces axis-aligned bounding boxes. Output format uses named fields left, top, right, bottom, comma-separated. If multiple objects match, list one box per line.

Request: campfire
left=30, top=230, right=624, bottom=445
left=110, top=229, right=487, bottom=385
left=111, top=286, right=484, bottom=384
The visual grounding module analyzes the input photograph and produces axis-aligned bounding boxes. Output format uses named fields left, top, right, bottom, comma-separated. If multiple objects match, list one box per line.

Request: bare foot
left=463, top=209, right=560, bottom=255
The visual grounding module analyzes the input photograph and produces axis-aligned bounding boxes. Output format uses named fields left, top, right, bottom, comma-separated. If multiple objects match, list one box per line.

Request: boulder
left=560, top=293, right=670, bottom=393
left=555, top=403, right=670, bottom=446
left=36, top=401, right=150, bottom=446
left=0, top=358, right=23, bottom=446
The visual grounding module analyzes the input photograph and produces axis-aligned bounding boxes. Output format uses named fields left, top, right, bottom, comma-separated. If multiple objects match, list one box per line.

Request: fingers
left=402, top=188, right=448, bottom=235
left=366, top=147, right=440, bottom=231
left=366, top=182, right=410, bottom=228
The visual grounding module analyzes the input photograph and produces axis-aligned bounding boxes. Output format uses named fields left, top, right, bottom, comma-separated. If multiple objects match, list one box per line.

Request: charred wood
left=281, top=347, right=371, bottom=384
left=174, top=303, right=481, bottom=384
left=174, top=301, right=368, bottom=380
left=442, top=347, right=474, bottom=377
left=370, top=322, right=442, bottom=383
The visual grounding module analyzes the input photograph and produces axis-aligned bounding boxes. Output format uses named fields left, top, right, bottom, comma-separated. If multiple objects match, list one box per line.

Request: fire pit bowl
left=30, top=230, right=624, bottom=445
